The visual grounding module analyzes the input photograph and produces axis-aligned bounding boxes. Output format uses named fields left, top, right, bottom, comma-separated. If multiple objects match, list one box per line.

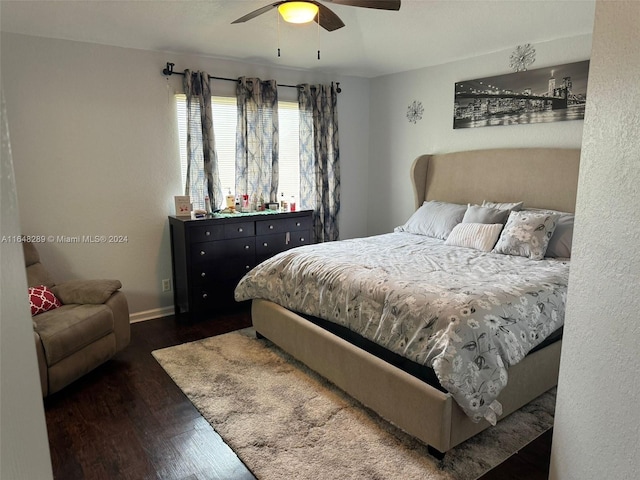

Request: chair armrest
left=52, top=279, right=122, bottom=305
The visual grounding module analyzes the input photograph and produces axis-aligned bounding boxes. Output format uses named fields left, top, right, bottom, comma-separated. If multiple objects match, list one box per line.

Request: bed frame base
left=248, top=148, right=576, bottom=453
left=252, top=298, right=561, bottom=453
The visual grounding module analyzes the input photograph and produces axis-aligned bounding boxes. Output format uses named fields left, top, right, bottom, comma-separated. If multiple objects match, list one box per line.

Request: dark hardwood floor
left=44, top=307, right=552, bottom=479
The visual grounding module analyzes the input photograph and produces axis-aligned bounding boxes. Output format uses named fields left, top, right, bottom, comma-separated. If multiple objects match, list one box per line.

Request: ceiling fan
left=232, top=0, right=401, bottom=32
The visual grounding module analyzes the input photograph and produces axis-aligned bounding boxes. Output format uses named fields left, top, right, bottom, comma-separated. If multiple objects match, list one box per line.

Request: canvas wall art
left=453, top=60, right=589, bottom=129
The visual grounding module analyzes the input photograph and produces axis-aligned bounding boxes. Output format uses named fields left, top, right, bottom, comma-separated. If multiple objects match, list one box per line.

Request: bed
left=235, top=148, right=580, bottom=456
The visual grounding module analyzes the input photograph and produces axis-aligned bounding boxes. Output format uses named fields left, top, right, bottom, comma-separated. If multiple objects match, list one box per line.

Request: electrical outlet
left=162, top=278, right=171, bottom=292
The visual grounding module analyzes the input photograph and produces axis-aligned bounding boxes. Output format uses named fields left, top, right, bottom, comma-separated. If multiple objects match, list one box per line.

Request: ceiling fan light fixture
left=278, top=1, right=319, bottom=24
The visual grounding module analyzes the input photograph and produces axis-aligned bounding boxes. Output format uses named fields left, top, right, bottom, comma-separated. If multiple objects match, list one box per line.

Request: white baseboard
left=129, top=306, right=175, bottom=323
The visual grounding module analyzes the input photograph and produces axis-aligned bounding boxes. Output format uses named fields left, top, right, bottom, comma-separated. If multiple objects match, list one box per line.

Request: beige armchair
left=23, top=242, right=130, bottom=397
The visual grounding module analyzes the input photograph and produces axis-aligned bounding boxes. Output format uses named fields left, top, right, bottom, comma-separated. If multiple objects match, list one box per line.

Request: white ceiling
left=0, top=0, right=596, bottom=78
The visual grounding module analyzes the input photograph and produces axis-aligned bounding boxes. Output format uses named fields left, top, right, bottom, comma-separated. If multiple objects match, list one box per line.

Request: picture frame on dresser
left=168, top=210, right=313, bottom=319
left=174, top=195, right=192, bottom=216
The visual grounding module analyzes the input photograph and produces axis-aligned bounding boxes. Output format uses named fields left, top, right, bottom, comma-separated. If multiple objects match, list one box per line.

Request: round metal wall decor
left=406, top=100, right=424, bottom=124
left=509, top=44, right=536, bottom=72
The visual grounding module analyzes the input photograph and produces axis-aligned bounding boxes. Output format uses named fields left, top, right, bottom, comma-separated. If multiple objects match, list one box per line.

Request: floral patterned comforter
left=234, top=232, right=569, bottom=424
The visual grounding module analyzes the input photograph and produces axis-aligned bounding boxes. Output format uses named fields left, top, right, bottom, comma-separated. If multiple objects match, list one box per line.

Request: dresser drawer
left=256, top=215, right=313, bottom=235
left=191, top=238, right=255, bottom=263
left=192, top=259, right=256, bottom=284
left=256, top=233, right=288, bottom=257
left=288, top=230, right=311, bottom=248
left=191, top=280, right=241, bottom=312
left=189, top=224, right=224, bottom=243
left=224, top=221, right=255, bottom=238
left=256, top=230, right=311, bottom=257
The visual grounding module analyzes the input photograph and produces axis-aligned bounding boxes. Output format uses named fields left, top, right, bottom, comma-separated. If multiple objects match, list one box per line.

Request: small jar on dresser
left=168, top=210, right=313, bottom=318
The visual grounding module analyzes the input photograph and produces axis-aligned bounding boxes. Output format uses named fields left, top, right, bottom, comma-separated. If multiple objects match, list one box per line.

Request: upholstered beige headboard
left=411, top=148, right=581, bottom=213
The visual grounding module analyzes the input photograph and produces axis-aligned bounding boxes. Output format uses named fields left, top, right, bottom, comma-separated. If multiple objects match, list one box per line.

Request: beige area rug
left=152, top=329, right=555, bottom=480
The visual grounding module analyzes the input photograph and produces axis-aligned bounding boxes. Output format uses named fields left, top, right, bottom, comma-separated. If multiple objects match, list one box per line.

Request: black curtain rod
left=162, top=62, right=341, bottom=93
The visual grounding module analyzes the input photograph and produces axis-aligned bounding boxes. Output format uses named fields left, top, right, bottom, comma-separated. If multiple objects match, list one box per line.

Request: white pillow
left=395, top=201, right=466, bottom=240
left=445, top=223, right=504, bottom=252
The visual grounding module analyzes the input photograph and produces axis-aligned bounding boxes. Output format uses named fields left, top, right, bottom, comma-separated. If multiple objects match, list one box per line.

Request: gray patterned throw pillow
left=492, top=210, right=560, bottom=260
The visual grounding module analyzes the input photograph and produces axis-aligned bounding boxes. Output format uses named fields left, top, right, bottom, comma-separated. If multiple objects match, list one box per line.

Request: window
left=175, top=95, right=300, bottom=209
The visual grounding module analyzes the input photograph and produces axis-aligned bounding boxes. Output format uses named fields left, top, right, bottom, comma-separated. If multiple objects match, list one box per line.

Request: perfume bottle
left=226, top=189, right=235, bottom=209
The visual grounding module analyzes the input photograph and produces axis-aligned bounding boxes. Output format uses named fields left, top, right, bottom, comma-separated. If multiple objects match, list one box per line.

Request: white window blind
left=176, top=95, right=188, bottom=192
left=277, top=101, right=300, bottom=203
left=211, top=96, right=237, bottom=196
left=175, top=94, right=300, bottom=206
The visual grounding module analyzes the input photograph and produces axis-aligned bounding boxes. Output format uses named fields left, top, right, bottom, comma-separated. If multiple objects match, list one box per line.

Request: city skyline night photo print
left=454, top=60, right=589, bottom=129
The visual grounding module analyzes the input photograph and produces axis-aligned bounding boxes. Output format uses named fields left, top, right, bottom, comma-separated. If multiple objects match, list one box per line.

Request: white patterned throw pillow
left=493, top=211, right=560, bottom=260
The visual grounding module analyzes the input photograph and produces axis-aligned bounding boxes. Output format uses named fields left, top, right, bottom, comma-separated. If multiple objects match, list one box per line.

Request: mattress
left=235, top=232, right=570, bottom=423
left=299, top=311, right=562, bottom=392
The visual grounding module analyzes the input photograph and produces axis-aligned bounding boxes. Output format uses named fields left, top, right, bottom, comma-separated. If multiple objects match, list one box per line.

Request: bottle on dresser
left=226, top=189, right=235, bottom=209
left=280, top=192, right=288, bottom=212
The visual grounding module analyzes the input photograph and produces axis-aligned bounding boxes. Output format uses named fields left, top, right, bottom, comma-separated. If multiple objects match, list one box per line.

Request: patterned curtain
left=235, top=77, right=279, bottom=203
left=183, top=70, right=223, bottom=210
left=298, top=84, right=340, bottom=242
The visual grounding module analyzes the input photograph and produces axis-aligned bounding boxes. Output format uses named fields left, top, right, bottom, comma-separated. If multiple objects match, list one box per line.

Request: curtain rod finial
left=163, top=62, right=175, bottom=76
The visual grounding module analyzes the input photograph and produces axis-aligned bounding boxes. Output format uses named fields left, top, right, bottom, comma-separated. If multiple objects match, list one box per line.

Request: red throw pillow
left=29, top=285, right=62, bottom=316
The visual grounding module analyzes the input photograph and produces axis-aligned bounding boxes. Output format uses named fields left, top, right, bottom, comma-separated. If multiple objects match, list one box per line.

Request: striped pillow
left=445, top=223, right=504, bottom=252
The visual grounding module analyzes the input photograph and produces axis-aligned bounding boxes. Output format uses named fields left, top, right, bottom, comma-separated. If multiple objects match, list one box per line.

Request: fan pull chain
left=317, top=9, right=320, bottom=60
left=277, top=9, right=281, bottom=57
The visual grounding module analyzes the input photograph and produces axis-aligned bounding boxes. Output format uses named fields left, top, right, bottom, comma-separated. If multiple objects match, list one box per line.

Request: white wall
left=0, top=87, right=53, bottom=479
left=367, top=34, right=593, bottom=235
left=1, top=33, right=370, bottom=316
left=550, top=2, right=640, bottom=479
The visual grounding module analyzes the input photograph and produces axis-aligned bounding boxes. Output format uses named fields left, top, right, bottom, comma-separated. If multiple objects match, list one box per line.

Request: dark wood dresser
left=169, top=210, right=313, bottom=318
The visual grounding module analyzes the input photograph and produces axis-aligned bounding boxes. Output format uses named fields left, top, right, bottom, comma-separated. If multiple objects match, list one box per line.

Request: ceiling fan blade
left=231, top=2, right=283, bottom=24
left=325, top=0, right=401, bottom=10
left=313, top=2, right=346, bottom=31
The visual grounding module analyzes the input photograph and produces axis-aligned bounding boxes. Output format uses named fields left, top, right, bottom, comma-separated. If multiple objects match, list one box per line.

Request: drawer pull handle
left=201, top=272, right=206, bottom=277
left=244, top=245, right=250, bottom=250
left=263, top=242, right=268, bottom=247
left=205, top=231, right=211, bottom=236
left=246, top=265, right=250, bottom=270
left=269, top=225, right=274, bottom=229
left=202, top=293, right=208, bottom=299
left=296, top=222, right=301, bottom=227
left=300, top=238, right=305, bottom=242
left=238, top=227, right=243, bottom=232
left=200, top=251, right=206, bottom=256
